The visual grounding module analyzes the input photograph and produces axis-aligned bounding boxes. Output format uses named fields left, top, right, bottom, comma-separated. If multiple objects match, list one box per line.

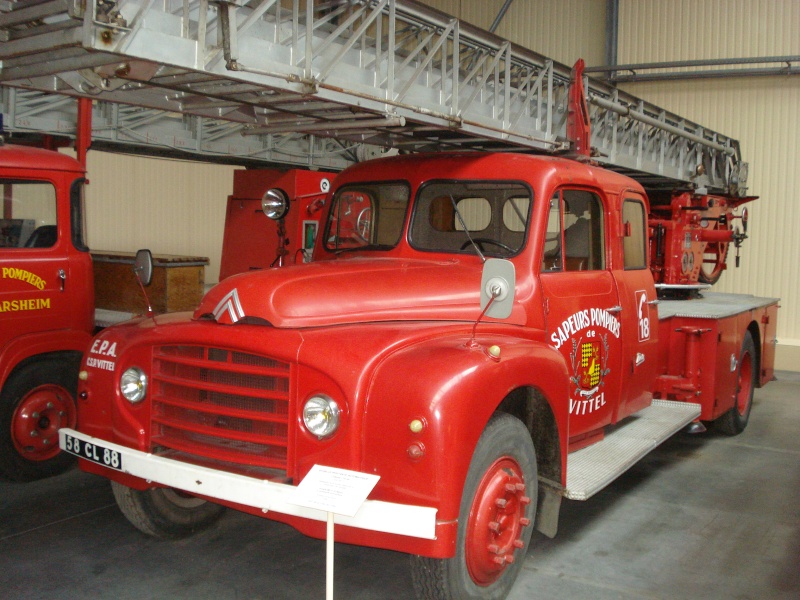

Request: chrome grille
left=151, top=345, right=291, bottom=471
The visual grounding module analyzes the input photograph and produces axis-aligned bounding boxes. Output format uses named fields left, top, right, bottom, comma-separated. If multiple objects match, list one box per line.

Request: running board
left=564, top=400, right=701, bottom=501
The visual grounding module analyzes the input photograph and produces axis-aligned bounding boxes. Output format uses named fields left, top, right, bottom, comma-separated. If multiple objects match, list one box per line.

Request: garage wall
left=81, top=152, right=235, bottom=283
left=616, top=0, right=800, bottom=369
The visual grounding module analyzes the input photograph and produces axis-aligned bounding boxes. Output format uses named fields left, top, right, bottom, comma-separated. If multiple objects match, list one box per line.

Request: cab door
left=612, top=193, right=659, bottom=420
left=539, top=189, right=624, bottom=447
left=0, top=177, right=73, bottom=343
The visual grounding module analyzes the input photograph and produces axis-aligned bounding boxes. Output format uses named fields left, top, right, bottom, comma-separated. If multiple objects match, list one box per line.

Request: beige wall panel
left=619, top=0, right=800, bottom=63
left=82, top=151, right=235, bottom=284
left=618, top=0, right=800, bottom=369
left=422, top=0, right=606, bottom=66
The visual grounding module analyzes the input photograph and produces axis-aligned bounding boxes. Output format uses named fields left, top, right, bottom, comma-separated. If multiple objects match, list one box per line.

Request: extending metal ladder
left=0, top=0, right=747, bottom=193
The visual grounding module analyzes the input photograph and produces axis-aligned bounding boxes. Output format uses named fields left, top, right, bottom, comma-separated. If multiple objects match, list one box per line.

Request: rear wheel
left=410, top=413, right=537, bottom=600
left=112, top=481, right=226, bottom=539
left=716, top=331, right=756, bottom=435
left=0, top=355, right=79, bottom=482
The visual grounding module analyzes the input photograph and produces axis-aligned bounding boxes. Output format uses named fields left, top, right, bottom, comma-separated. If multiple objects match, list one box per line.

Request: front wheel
left=0, top=355, right=79, bottom=482
left=716, top=330, right=756, bottom=435
left=410, top=413, right=537, bottom=600
left=112, top=481, right=226, bottom=539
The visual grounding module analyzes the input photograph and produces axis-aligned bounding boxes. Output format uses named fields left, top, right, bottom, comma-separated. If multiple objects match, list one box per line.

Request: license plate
left=63, top=434, right=123, bottom=471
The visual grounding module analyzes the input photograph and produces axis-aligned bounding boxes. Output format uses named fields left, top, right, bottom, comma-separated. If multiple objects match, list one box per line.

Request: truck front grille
left=151, top=345, right=291, bottom=472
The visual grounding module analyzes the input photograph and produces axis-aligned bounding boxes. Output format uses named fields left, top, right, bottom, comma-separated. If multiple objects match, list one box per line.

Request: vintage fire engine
left=60, top=148, right=776, bottom=599
left=0, top=131, right=93, bottom=481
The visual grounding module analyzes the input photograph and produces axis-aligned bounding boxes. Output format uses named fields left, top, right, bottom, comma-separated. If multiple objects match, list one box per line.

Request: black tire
left=410, top=413, right=537, bottom=600
left=0, top=354, right=79, bottom=482
left=716, top=331, right=756, bottom=435
left=111, top=481, right=226, bottom=539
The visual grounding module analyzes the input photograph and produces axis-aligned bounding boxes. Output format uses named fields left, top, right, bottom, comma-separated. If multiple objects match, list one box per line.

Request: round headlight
left=120, top=367, right=147, bottom=403
left=303, top=395, right=340, bottom=438
left=262, top=188, right=289, bottom=220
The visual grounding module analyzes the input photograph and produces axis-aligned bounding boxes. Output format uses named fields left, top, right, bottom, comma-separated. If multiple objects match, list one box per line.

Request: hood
left=195, top=258, right=486, bottom=328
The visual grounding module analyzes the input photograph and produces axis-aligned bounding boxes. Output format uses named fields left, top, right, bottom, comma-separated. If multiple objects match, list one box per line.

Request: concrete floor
left=2, top=373, right=798, bottom=600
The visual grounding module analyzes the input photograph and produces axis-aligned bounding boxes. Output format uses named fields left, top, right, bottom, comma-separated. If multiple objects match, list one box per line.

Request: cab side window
left=541, top=189, right=605, bottom=272
left=0, top=181, right=58, bottom=249
left=563, top=190, right=604, bottom=271
left=622, top=198, right=647, bottom=269
left=541, top=192, right=562, bottom=271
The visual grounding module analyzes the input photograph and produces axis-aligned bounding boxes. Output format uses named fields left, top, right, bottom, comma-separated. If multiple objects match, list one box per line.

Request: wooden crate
left=92, top=251, right=208, bottom=314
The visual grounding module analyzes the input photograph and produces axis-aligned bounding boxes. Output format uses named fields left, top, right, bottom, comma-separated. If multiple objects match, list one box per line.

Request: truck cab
left=0, top=142, right=92, bottom=481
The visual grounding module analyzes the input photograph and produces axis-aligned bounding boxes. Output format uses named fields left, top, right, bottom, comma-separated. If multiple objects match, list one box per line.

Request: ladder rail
left=0, top=0, right=747, bottom=193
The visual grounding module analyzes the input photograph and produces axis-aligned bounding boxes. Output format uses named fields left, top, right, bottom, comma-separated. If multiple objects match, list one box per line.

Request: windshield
left=409, top=181, right=532, bottom=257
left=324, top=182, right=410, bottom=251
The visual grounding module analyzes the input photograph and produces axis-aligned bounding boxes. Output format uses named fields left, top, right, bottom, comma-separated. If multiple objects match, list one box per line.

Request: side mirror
left=480, top=258, right=515, bottom=319
left=134, top=249, right=153, bottom=287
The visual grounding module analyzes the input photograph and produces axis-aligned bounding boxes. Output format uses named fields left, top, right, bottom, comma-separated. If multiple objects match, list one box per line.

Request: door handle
left=58, top=269, right=66, bottom=292
left=606, top=305, right=622, bottom=314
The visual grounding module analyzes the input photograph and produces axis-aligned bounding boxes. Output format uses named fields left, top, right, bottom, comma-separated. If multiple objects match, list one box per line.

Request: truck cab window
left=70, top=178, right=89, bottom=252
left=622, top=198, right=647, bottom=269
left=541, top=193, right=562, bottom=271
left=0, top=180, right=57, bottom=248
left=541, top=190, right=604, bottom=272
left=563, top=190, right=604, bottom=271
left=324, top=182, right=409, bottom=251
left=410, top=181, right=531, bottom=256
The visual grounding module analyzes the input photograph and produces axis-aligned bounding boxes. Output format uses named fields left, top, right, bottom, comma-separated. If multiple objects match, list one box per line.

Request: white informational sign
left=291, top=464, right=380, bottom=517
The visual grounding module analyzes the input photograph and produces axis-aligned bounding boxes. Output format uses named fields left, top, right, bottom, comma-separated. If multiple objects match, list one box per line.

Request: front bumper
left=59, top=428, right=437, bottom=540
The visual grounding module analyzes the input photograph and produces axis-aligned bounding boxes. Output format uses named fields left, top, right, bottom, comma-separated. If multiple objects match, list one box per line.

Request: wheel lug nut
left=493, top=556, right=506, bottom=566
left=43, top=438, right=50, bottom=445
left=520, top=517, right=531, bottom=527
left=488, top=521, right=501, bottom=533
left=520, top=495, right=531, bottom=505
left=513, top=539, right=525, bottom=549
left=47, top=402, right=54, bottom=409
left=488, top=544, right=501, bottom=554
left=30, top=430, right=39, bottom=437
left=32, top=412, right=40, bottom=419
left=495, top=498, right=507, bottom=508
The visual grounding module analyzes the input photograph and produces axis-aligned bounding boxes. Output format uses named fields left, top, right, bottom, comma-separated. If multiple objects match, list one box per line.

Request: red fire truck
left=0, top=141, right=92, bottom=481
left=59, top=144, right=777, bottom=599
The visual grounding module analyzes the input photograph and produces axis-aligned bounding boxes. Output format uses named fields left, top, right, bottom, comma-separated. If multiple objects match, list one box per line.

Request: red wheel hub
left=11, top=384, right=76, bottom=461
left=736, top=351, right=753, bottom=416
left=465, top=457, right=532, bottom=586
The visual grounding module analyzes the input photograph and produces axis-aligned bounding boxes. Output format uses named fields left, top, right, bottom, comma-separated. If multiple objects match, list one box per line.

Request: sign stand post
left=290, top=465, right=380, bottom=600
left=326, top=511, right=334, bottom=600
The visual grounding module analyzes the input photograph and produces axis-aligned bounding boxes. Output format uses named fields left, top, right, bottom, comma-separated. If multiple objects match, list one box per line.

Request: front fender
left=361, top=333, right=569, bottom=526
left=0, top=329, right=92, bottom=390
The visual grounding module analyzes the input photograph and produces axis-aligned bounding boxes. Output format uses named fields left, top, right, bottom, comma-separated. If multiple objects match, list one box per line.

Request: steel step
left=564, top=399, right=701, bottom=501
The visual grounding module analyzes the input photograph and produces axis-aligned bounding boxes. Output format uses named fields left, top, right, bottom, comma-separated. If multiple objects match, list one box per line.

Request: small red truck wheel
left=716, top=331, right=756, bottom=435
left=410, top=413, right=537, bottom=600
left=0, top=356, right=79, bottom=482
left=111, top=481, right=226, bottom=539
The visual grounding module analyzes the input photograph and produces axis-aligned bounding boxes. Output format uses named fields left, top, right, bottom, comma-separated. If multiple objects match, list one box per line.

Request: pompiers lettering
left=2, top=267, right=47, bottom=290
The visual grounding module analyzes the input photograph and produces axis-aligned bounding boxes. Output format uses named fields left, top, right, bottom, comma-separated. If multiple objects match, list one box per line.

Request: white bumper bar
left=59, top=428, right=437, bottom=540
